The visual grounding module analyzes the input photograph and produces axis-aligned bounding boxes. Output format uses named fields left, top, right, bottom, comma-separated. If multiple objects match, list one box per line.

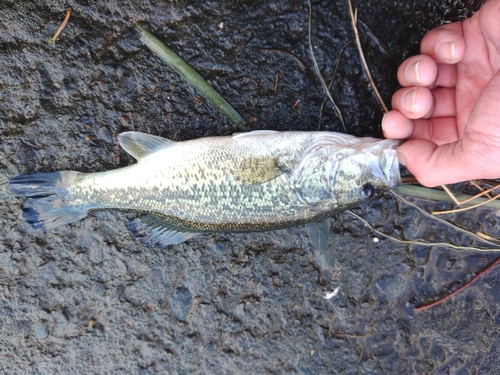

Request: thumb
left=396, top=139, right=477, bottom=187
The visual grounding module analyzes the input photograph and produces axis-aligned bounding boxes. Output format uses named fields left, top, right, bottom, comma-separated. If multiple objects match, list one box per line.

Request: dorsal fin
left=232, top=130, right=279, bottom=139
left=118, top=132, right=176, bottom=160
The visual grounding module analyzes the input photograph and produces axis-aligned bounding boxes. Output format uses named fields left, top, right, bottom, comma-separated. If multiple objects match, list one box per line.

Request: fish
left=10, top=130, right=400, bottom=260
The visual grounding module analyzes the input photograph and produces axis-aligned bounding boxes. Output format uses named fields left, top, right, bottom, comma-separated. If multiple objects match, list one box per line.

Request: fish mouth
left=381, top=148, right=401, bottom=188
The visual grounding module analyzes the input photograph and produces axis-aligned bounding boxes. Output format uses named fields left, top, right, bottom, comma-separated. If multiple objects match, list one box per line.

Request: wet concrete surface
left=2, top=0, right=500, bottom=373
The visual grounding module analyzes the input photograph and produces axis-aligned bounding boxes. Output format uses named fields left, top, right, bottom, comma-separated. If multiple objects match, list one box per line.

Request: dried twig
left=274, top=72, right=279, bottom=94
left=347, top=0, right=388, bottom=113
left=415, top=256, right=500, bottom=311
left=308, top=0, right=346, bottom=132
left=48, top=8, right=72, bottom=45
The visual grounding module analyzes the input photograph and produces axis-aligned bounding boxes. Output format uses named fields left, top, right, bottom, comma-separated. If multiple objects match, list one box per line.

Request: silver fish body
left=10, top=130, right=400, bottom=246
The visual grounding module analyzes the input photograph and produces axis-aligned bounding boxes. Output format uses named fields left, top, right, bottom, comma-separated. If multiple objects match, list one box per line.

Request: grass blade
left=135, top=23, right=247, bottom=131
left=394, top=185, right=500, bottom=210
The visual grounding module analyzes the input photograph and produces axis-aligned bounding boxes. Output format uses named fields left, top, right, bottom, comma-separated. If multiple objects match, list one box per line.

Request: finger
left=432, top=63, right=457, bottom=88
left=382, top=110, right=414, bottom=139
left=397, top=55, right=437, bottom=87
left=410, top=117, right=459, bottom=145
left=429, top=87, right=456, bottom=118
left=382, top=111, right=459, bottom=145
left=420, top=25, right=466, bottom=64
left=391, top=87, right=434, bottom=119
left=396, top=139, right=475, bottom=186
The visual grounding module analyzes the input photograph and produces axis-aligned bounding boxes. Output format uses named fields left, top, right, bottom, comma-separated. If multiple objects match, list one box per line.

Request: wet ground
left=1, top=0, right=500, bottom=374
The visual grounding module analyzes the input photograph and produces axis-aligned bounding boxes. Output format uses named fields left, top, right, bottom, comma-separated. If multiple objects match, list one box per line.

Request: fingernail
left=401, top=88, right=418, bottom=113
left=405, top=59, right=421, bottom=85
left=436, top=41, right=456, bottom=62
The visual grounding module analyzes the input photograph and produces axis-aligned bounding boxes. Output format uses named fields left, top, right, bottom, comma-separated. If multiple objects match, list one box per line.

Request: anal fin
left=130, top=214, right=200, bottom=247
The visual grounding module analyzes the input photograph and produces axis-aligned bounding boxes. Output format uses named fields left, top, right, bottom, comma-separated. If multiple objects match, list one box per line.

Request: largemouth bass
left=10, top=130, right=400, bottom=247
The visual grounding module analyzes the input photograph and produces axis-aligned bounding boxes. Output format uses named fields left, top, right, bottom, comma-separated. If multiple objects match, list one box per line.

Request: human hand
left=382, top=0, right=500, bottom=187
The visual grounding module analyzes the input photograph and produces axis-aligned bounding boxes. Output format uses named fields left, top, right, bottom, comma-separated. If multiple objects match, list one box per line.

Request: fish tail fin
left=9, top=171, right=88, bottom=230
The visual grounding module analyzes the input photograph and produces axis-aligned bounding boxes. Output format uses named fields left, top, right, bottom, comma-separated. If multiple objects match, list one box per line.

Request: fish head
left=327, top=137, right=401, bottom=208
left=292, top=135, right=401, bottom=210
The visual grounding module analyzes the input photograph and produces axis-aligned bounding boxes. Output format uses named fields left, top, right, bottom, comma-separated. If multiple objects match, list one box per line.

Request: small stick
left=292, top=99, right=300, bottom=109
left=48, top=8, right=72, bottom=45
left=261, top=49, right=307, bottom=70
left=415, top=256, right=500, bottom=311
left=274, top=72, right=279, bottom=94
left=347, top=0, right=389, bottom=113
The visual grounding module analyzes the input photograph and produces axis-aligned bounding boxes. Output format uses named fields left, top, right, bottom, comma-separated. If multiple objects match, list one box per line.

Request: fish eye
left=360, top=183, right=375, bottom=199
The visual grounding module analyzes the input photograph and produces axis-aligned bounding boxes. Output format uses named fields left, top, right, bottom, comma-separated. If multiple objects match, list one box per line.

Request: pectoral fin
left=130, top=214, right=200, bottom=247
left=306, top=218, right=334, bottom=270
left=235, top=156, right=285, bottom=185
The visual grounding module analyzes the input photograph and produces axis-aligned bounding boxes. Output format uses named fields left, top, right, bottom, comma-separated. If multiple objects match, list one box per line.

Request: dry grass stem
left=261, top=49, right=307, bottom=70
left=274, top=72, right=279, bottom=94
left=318, top=39, right=355, bottom=130
left=346, top=210, right=500, bottom=252
left=440, top=181, right=500, bottom=209
left=440, top=184, right=461, bottom=206
left=308, top=0, right=346, bottom=132
left=476, top=231, right=496, bottom=241
left=432, top=192, right=500, bottom=215
left=470, top=180, right=493, bottom=199
left=347, top=0, right=389, bottom=113
left=48, top=8, right=72, bottom=45
left=393, top=192, right=500, bottom=247
left=458, top=182, right=500, bottom=205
